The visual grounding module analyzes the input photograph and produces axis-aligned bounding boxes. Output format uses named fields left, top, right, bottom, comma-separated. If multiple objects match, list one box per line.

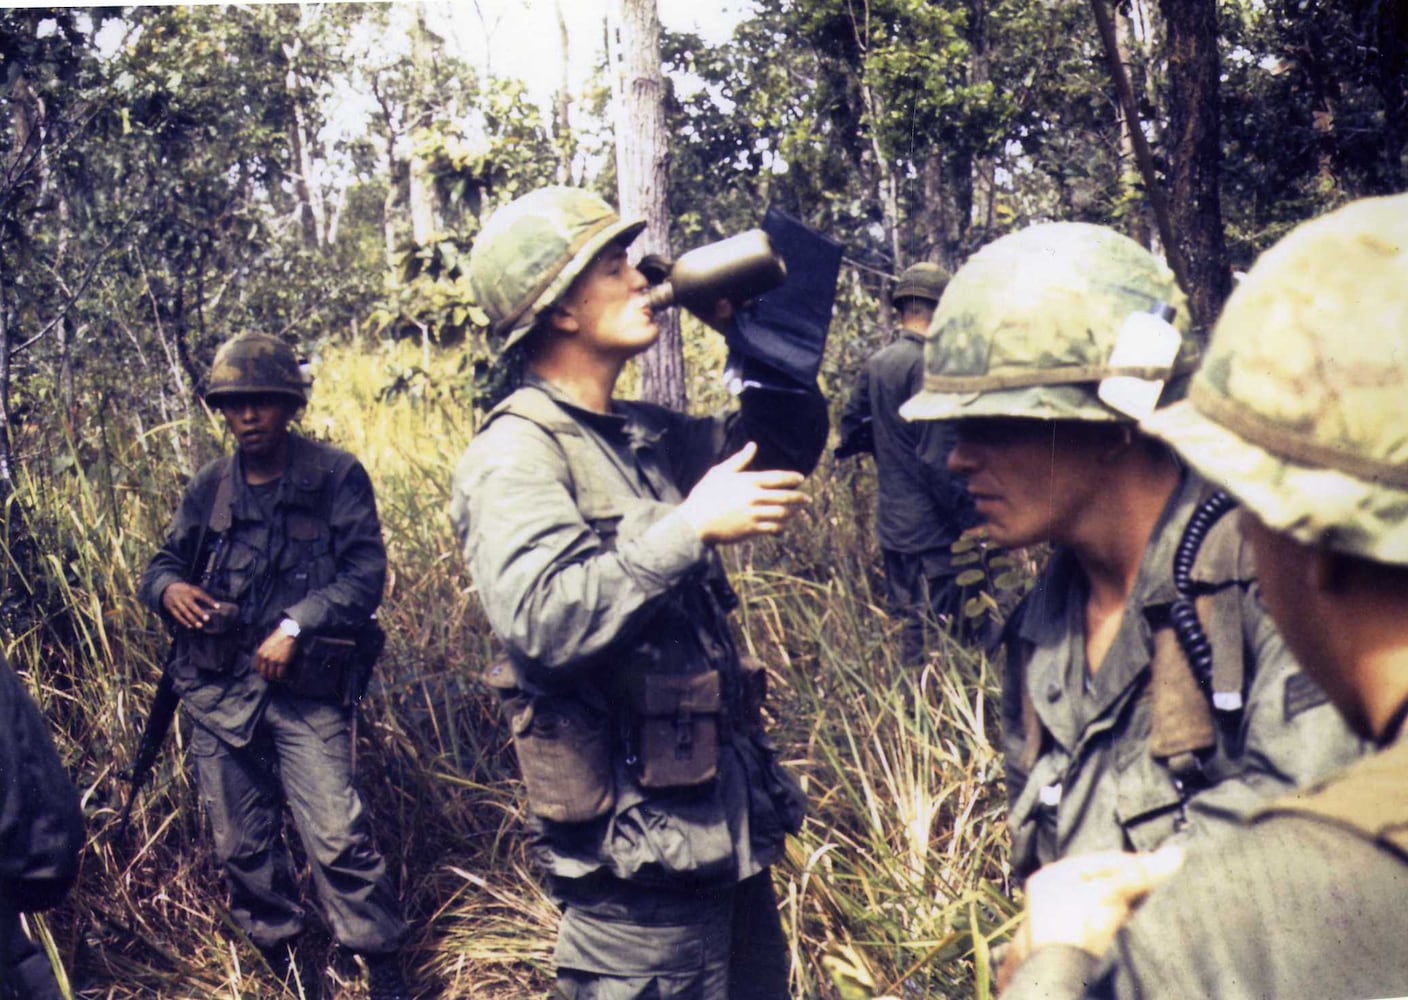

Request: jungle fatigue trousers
left=190, top=694, right=405, bottom=954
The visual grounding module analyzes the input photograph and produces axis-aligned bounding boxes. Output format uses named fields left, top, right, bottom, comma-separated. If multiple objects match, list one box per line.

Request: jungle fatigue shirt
left=450, top=373, right=826, bottom=887
left=1003, top=470, right=1364, bottom=878
left=140, top=435, right=387, bottom=745
left=838, top=329, right=974, bottom=554
left=1003, top=727, right=1408, bottom=1000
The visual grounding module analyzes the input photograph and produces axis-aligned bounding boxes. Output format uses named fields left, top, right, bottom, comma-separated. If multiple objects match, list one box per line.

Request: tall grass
left=3, top=338, right=1017, bottom=998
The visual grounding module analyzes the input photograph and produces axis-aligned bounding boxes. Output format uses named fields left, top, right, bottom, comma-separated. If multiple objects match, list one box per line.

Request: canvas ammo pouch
left=283, top=624, right=386, bottom=706
left=738, top=657, right=768, bottom=735
left=625, top=670, right=722, bottom=789
left=485, top=658, right=615, bottom=824
left=182, top=599, right=242, bottom=674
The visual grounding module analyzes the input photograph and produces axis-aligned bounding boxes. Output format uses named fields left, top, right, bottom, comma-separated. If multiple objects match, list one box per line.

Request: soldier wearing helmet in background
left=140, top=333, right=408, bottom=999
left=449, top=187, right=827, bottom=998
left=899, top=223, right=1364, bottom=882
left=999, top=193, right=1408, bottom=1000
left=836, top=262, right=982, bottom=664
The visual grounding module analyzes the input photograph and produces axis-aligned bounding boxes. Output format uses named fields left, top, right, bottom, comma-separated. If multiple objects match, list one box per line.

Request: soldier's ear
left=1311, top=544, right=1352, bottom=596
left=547, top=303, right=579, bottom=336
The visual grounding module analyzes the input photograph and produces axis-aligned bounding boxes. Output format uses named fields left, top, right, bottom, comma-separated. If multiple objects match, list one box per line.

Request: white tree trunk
left=407, top=7, right=441, bottom=245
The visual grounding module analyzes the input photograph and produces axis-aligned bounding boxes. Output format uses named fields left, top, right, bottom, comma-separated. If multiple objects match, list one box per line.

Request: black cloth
left=0, top=656, right=83, bottom=1000
left=726, top=207, right=842, bottom=390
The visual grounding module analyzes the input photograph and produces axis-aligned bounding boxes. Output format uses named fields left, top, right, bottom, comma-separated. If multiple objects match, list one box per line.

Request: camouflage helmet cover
left=892, top=261, right=950, bottom=305
left=204, top=333, right=307, bottom=406
left=1143, top=194, right=1408, bottom=565
left=899, top=222, right=1196, bottom=424
left=468, top=186, right=647, bottom=352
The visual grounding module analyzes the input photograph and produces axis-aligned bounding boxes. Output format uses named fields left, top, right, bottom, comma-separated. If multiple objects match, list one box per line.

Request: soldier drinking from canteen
left=999, top=192, right=1408, bottom=1000
left=898, top=223, right=1364, bottom=883
left=140, top=333, right=408, bottom=999
left=449, top=187, right=826, bottom=999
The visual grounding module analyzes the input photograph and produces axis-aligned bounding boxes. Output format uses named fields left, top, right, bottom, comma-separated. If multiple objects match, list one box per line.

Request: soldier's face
left=947, top=417, right=1114, bottom=548
left=554, top=243, right=659, bottom=358
left=217, top=393, right=296, bottom=460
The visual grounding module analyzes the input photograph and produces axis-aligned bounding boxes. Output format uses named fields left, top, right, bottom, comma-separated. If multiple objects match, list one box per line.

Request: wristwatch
left=278, top=617, right=302, bottom=639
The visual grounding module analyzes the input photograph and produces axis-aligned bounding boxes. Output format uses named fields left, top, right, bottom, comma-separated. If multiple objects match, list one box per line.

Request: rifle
left=116, top=468, right=233, bottom=842
left=115, top=653, right=179, bottom=841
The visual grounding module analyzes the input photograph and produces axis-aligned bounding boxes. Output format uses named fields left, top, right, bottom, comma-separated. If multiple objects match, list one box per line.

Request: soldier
left=836, top=262, right=981, bottom=664
left=1, top=654, right=83, bottom=1000
left=449, top=186, right=826, bottom=999
left=139, top=334, right=407, bottom=999
left=1000, top=193, right=1408, bottom=999
left=899, top=223, right=1364, bottom=880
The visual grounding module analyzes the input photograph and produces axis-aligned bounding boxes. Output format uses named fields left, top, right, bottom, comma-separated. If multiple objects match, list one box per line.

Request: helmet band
left=923, top=357, right=1198, bottom=394
left=1191, top=382, right=1408, bottom=491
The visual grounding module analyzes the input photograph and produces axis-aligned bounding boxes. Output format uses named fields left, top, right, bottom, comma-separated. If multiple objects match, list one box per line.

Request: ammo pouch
left=485, top=658, right=615, bottom=824
left=625, top=670, right=722, bottom=790
left=283, top=624, right=386, bottom=707
left=181, top=599, right=242, bottom=675
left=738, top=657, right=769, bottom=735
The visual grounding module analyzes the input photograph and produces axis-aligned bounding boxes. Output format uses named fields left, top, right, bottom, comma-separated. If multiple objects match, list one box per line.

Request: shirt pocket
left=1113, top=741, right=1185, bottom=852
left=280, top=511, right=334, bottom=595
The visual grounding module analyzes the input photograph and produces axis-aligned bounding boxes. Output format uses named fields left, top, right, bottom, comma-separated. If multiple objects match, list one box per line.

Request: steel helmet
left=203, top=333, right=308, bottom=406
left=468, top=186, right=647, bottom=353
left=891, top=262, right=950, bottom=306
left=1144, top=194, right=1408, bottom=565
left=900, top=222, right=1197, bottom=424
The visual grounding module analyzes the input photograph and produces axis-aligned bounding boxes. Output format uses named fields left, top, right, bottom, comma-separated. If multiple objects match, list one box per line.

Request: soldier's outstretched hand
left=1011, top=845, right=1184, bottom=970
left=679, top=442, right=810, bottom=545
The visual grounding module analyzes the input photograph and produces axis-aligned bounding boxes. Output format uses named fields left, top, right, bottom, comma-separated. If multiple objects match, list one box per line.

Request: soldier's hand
left=162, top=582, right=222, bottom=632
left=700, top=297, right=735, bottom=334
left=1013, top=846, right=1183, bottom=964
left=254, top=629, right=297, bottom=682
left=679, top=442, right=810, bottom=545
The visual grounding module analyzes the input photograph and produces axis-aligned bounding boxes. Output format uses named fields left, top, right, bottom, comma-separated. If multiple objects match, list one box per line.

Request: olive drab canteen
left=899, top=222, right=1197, bottom=424
left=203, top=333, right=308, bottom=406
left=468, top=186, right=647, bottom=353
left=891, top=261, right=950, bottom=306
left=1143, top=193, right=1408, bottom=566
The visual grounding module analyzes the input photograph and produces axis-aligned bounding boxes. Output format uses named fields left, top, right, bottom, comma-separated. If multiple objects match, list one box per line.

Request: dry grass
left=4, top=337, right=1018, bottom=999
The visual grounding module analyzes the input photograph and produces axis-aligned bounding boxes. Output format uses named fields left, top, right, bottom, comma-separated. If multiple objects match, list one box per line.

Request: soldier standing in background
left=900, top=223, right=1363, bottom=881
left=1, top=654, right=83, bottom=1000
left=140, top=334, right=407, bottom=1000
left=1001, top=193, right=1408, bottom=1000
left=837, top=262, right=981, bottom=664
left=450, top=187, right=826, bottom=999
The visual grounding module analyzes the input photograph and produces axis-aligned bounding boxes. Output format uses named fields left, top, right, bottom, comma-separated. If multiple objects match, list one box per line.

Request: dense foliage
left=1, top=2, right=1404, bottom=997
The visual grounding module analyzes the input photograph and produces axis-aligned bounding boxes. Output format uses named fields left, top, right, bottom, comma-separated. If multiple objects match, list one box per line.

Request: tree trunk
left=554, top=0, right=577, bottom=184
left=1159, top=0, right=1229, bottom=337
left=610, top=0, right=686, bottom=409
left=1114, top=5, right=1152, bottom=246
left=383, top=144, right=401, bottom=269
left=283, top=17, right=325, bottom=250
left=407, top=8, right=442, bottom=245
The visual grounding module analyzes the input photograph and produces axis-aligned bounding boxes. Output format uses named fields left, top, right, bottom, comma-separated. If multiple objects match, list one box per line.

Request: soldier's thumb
left=721, top=441, right=758, bottom=472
